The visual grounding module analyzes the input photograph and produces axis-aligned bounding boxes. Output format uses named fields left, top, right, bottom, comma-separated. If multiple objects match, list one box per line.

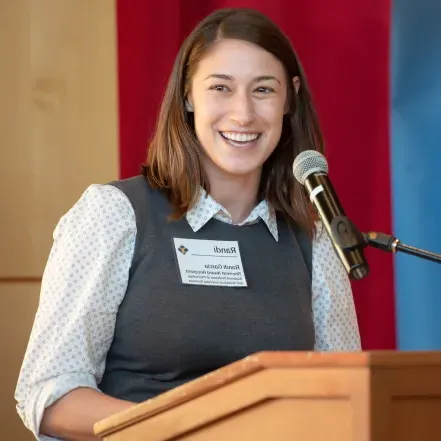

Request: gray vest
left=98, top=176, right=315, bottom=403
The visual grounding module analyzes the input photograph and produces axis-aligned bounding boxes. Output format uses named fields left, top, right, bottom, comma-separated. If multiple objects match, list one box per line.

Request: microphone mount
left=363, top=231, right=441, bottom=264
left=328, top=218, right=441, bottom=265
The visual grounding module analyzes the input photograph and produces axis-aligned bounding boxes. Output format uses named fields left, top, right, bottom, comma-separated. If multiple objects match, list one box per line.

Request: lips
left=220, top=131, right=261, bottom=145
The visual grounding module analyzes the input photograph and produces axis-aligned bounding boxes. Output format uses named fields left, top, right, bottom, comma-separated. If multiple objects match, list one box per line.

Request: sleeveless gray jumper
left=98, top=176, right=315, bottom=402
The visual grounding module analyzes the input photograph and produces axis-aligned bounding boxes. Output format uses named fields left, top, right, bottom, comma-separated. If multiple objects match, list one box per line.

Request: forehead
left=193, top=38, right=286, bottom=80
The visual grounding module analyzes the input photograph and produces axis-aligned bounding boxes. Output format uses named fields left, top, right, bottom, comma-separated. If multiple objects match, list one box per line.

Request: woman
left=15, top=7, right=361, bottom=441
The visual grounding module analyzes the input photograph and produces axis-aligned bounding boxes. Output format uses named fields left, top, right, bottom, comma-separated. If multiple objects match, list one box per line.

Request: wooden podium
left=94, top=351, right=441, bottom=441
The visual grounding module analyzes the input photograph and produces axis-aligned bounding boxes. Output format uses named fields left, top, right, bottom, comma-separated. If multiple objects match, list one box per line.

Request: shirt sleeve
left=14, top=184, right=137, bottom=441
left=311, top=222, right=362, bottom=351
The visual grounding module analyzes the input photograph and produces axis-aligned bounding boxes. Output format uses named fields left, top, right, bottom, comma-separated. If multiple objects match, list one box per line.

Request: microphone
left=293, top=150, right=369, bottom=280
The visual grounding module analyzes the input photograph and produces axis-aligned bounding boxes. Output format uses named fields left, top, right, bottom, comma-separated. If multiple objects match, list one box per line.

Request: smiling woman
left=15, top=7, right=361, bottom=441
left=146, top=9, right=322, bottom=235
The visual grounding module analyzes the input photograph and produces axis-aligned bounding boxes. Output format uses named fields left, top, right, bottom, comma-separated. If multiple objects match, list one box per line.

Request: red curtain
left=116, top=0, right=395, bottom=349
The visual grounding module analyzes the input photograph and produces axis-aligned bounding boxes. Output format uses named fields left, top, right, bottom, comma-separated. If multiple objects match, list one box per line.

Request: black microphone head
left=293, top=150, right=328, bottom=185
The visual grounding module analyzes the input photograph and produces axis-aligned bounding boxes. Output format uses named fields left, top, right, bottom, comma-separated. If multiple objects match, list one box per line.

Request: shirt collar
left=185, top=188, right=278, bottom=241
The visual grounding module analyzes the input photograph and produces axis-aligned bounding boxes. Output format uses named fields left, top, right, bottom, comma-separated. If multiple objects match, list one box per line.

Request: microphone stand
left=363, top=232, right=441, bottom=264
left=327, top=216, right=441, bottom=281
left=325, top=216, right=441, bottom=280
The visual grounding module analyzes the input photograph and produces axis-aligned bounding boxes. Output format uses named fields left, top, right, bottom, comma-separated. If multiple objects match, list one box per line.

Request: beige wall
left=0, top=1, right=119, bottom=438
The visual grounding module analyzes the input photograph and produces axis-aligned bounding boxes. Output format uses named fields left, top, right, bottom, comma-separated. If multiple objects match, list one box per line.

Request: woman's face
left=187, top=38, right=289, bottom=181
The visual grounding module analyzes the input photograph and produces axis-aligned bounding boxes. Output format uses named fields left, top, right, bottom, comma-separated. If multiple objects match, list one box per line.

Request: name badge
left=173, top=238, right=247, bottom=287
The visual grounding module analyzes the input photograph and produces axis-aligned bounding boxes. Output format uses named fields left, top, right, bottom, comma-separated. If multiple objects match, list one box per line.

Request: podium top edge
left=246, top=350, right=441, bottom=367
left=94, top=350, right=441, bottom=436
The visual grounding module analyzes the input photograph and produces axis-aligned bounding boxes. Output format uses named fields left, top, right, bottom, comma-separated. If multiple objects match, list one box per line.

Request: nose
left=229, top=91, right=255, bottom=126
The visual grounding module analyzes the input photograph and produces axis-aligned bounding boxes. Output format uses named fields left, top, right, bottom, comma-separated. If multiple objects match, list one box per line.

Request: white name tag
left=173, top=238, right=247, bottom=287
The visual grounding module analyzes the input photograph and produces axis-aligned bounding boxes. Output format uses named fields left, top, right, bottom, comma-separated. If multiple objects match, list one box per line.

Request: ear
left=284, top=76, right=301, bottom=114
left=293, top=76, right=300, bottom=95
left=185, top=94, right=194, bottom=112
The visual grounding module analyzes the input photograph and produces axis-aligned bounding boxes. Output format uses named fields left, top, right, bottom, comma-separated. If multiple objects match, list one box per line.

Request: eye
left=255, top=86, right=275, bottom=94
left=209, top=84, right=230, bottom=92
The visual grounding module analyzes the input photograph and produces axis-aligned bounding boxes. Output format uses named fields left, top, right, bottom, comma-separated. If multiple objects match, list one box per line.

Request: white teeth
left=221, top=132, right=259, bottom=142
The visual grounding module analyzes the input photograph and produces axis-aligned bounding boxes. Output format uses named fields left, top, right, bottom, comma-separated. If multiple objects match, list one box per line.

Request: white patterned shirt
left=15, top=183, right=361, bottom=441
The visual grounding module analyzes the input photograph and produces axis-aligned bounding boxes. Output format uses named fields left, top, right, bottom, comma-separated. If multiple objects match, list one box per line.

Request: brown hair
left=143, top=8, right=324, bottom=238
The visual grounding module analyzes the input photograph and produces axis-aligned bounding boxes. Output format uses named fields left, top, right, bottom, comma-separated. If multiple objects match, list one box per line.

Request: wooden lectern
left=94, top=351, right=441, bottom=441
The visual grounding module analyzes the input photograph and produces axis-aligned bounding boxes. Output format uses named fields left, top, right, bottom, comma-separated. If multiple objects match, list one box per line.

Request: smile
left=220, top=131, right=261, bottom=145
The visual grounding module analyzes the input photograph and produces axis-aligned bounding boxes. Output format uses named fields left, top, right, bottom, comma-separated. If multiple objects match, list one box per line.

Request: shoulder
left=311, top=221, right=351, bottom=291
left=54, top=182, right=136, bottom=238
left=106, top=175, right=168, bottom=210
left=312, top=221, right=332, bottom=252
left=107, top=175, right=149, bottom=193
left=311, top=221, right=346, bottom=273
left=64, top=182, right=135, bottom=217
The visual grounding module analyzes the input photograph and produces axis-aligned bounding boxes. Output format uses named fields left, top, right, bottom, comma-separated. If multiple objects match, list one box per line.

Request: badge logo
left=178, top=245, right=189, bottom=255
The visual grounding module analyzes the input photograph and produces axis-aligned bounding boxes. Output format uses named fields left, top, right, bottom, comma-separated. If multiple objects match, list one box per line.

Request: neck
left=203, top=161, right=262, bottom=224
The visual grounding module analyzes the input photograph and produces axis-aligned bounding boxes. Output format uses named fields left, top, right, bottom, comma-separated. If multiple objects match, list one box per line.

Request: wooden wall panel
left=0, top=1, right=33, bottom=277
left=0, top=1, right=119, bottom=438
left=0, top=0, right=119, bottom=278
left=0, top=283, right=40, bottom=441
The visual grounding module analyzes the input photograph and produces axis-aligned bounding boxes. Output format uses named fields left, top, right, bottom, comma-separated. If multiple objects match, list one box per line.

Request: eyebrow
left=204, top=74, right=281, bottom=84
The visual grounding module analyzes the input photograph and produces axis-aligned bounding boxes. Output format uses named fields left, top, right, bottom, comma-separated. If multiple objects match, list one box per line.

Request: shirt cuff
left=19, top=372, right=99, bottom=440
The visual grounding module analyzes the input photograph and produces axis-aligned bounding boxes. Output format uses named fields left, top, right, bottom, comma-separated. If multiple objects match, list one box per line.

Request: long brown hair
left=143, top=8, right=324, bottom=238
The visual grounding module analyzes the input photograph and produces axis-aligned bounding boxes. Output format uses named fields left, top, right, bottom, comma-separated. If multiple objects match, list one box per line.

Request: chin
left=217, top=161, right=262, bottom=177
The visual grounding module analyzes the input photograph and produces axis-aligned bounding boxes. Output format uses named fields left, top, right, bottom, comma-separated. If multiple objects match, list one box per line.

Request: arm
left=40, top=388, right=133, bottom=441
left=311, top=223, right=362, bottom=351
left=15, top=184, right=137, bottom=441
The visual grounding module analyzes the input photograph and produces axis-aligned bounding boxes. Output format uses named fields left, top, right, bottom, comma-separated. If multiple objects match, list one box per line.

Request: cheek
left=257, top=99, right=286, bottom=126
left=193, top=101, right=223, bottom=149
left=193, top=93, right=225, bottom=123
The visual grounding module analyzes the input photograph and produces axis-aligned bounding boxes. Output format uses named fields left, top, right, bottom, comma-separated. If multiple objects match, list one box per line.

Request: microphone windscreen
left=293, top=150, right=328, bottom=184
